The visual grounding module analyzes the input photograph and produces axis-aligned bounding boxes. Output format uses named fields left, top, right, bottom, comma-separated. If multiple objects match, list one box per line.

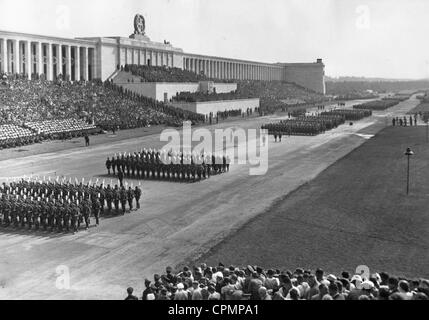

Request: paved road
left=0, top=96, right=420, bottom=299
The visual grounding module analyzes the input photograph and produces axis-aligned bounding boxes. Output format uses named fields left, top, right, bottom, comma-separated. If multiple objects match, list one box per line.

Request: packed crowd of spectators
left=0, top=73, right=208, bottom=149
left=123, top=65, right=327, bottom=116
left=235, top=81, right=327, bottom=115
left=126, top=264, right=429, bottom=300
left=125, top=64, right=233, bottom=83
left=172, top=91, right=247, bottom=103
left=103, top=81, right=205, bottom=128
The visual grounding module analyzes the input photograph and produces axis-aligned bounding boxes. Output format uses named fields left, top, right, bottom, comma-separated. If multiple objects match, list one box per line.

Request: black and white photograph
left=0, top=0, right=428, bottom=307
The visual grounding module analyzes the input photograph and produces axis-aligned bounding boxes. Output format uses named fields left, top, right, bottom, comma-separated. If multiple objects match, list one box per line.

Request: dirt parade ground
left=0, top=95, right=424, bottom=299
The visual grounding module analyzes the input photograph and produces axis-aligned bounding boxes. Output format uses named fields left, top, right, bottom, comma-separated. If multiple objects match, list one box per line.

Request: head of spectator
left=319, top=283, right=329, bottom=298
left=327, top=274, right=337, bottom=283
left=358, top=295, right=370, bottom=300
left=316, top=268, right=324, bottom=282
left=398, top=280, right=410, bottom=294
left=282, top=276, right=293, bottom=293
left=340, top=278, right=350, bottom=291
left=388, top=276, right=399, bottom=292
left=378, top=286, right=390, bottom=300
left=322, top=294, right=333, bottom=300
left=258, top=287, right=268, bottom=300
left=379, top=272, right=389, bottom=286
left=351, top=275, right=363, bottom=290
left=341, top=271, right=350, bottom=280
left=328, top=282, right=339, bottom=297
left=410, top=279, right=420, bottom=292
left=308, top=274, right=318, bottom=288
left=289, top=288, right=300, bottom=300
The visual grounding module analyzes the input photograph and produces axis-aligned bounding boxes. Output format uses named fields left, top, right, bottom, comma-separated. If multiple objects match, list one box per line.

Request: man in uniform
left=106, top=157, right=112, bottom=175
left=111, top=157, right=116, bottom=175
left=119, top=186, right=127, bottom=215
left=127, top=187, right=134, bottom=211
left=70, top=203, right=79, bottom=234
left=26, top=202, right=33, bottom=230
left=48, top=200, right=56, bottom=232
left=20, top=200, right=27, bottom=228
left=113, top=185, right=120, bottom=215
left=63, top=201, right=71, bottom=232
left=134, top=185, right=142, bottom=210
left=40, top=200, right=48, bottom=231
left=118, top=169, right=124, bottom=187
left=92, top=196, right=101, bottom=226
left=55, top=202, right=63, bottom=232
left=106, top=185, right=113, bottom=213
left=82, top=198, right=91, bottom=230
left=33, top=202, right=41, bottom=231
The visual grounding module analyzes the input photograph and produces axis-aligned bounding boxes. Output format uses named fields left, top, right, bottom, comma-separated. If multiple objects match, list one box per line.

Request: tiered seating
left=236, top=81, right=327, bottom=115
left=125, top=64, right=232, bottom=83
left=0, top=124, right=35, bottom=139
left=24, top=118, right=96, bottom=135
left=0, top=124, right=38, bottom=149
left=0, top=75, right=205, bottom=135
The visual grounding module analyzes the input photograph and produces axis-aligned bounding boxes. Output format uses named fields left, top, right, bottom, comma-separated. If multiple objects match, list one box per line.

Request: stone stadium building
left=0, top=15, right=326, bottom=94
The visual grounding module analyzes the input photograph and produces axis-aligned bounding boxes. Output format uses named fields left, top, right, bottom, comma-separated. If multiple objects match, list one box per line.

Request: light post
left=404, top=147, right=414, bottom=195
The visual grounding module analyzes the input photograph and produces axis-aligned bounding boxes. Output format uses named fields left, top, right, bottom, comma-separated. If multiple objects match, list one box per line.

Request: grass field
left=408, top=102, right=429, bottom=114
left=195, top=126, right=429, bottom=278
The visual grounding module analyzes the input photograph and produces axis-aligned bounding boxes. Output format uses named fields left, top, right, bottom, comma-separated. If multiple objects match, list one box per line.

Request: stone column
left=74, top=46, right=80, bottom=81
left=46, top=43, right=53, bottom=81
left=37, top=42, right=43, bottom=76
left=82, top=47, right=88, bottom=81
left=13, top=40, right=20, bottom=74
left=25, top=41, right=31, bottom=79
left=7, top=41, right=13, bottom=73
left=57, top=45, right=63, bottom=78
left=65, top=45, right=71, bottom=80
left=1, top=38, right=7, bottom=73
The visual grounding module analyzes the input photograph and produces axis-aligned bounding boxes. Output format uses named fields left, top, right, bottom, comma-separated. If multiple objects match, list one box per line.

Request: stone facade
left=171, top=98, right=260, bottom=116
left=114, top=81, right=238, bottom=102
left=0, top=24, right=325, bottom=94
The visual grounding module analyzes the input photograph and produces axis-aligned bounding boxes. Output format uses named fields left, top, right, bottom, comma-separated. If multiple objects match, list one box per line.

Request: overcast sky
left=0, top=0, right=428, bottom=79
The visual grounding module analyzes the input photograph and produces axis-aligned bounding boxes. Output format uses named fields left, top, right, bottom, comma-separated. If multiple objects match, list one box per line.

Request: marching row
left=0, top=180, right=142, bottom=233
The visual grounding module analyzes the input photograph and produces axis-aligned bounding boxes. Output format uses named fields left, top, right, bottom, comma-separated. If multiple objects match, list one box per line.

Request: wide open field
left=196, top=125, right=429, bottom=278
left=0, top=95, right=423, bottom=299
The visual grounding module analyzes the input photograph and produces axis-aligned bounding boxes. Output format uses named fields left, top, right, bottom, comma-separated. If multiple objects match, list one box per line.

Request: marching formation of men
left=321, top=109, right=372, bottom=121
left=0, top=179, right=142, bottom=234
left=105, top=148, right=231, bottom=183
left=262, top=115, right=346, bottom=137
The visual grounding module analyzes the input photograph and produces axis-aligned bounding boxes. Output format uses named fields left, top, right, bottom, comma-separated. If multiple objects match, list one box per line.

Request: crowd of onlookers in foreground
left=124, top=264, right=429, bottom=300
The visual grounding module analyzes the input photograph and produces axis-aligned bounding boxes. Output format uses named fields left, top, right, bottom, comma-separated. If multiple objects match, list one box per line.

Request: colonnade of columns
left=0, top=37, right=96, bottom=81
left=120, top=47, right=174, bottom=68
left=182, top=57, right=282, bottom=81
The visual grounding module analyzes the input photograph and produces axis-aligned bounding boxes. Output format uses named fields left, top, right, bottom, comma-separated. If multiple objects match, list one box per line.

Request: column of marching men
left=0, top=179, right=142, bottom=234
left=262, top=109, right=373, bottom=138
left=105, top=148, right=231, bottom=183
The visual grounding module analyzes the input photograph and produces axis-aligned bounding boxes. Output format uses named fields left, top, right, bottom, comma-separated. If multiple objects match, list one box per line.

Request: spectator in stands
left=124, top=287, right=138, bottom=300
